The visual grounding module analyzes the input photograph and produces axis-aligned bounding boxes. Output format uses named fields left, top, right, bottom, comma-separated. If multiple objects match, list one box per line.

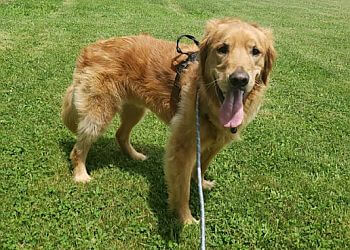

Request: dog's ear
left=260, top=28, right=277, bottom=85
left=199, top=19, right=219, bottom=78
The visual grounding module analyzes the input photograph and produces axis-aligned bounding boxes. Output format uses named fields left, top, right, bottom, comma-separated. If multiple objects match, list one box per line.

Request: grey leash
left=195, top=89, right=206, bottom=250
left=173, top=34, right=205, bottom=249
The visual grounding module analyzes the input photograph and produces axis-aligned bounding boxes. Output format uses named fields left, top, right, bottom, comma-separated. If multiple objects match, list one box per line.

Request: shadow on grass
left=59, top=136, right=185, bottom=244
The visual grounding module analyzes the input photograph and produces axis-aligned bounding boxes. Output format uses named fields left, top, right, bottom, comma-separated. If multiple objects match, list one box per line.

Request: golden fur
left=61, top=18, right=276, bottom=224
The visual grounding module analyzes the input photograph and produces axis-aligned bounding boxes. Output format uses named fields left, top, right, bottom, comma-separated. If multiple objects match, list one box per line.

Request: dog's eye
left=252, top=47, right=261, bottom=56
left=217, top=44, right=229, bottom=54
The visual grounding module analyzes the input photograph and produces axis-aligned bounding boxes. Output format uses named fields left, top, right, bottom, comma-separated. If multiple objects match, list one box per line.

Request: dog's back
left=61, top=35, right=198, bottom=130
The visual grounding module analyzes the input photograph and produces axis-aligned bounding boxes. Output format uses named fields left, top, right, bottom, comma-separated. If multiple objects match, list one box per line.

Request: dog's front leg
left=191, top=145, right=222, bottom=190
left=164, top=128, right=197, bottom=224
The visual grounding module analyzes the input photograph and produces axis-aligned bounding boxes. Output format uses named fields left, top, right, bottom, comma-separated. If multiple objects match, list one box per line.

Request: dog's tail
left=61, top=84, right=78, bottom=134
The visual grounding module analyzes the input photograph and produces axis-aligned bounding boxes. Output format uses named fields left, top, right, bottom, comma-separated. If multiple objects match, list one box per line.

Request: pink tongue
left=219, top=89, right=244, bottom=128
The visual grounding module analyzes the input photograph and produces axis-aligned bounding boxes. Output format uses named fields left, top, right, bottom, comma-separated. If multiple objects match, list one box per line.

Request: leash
left=195, top=88, right=206, bottom=250
left=171, top=34, right=205, bottom=249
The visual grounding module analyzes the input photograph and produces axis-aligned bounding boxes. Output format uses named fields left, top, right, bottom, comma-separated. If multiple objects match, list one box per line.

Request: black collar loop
left=176, top=34, right=200, bottom=56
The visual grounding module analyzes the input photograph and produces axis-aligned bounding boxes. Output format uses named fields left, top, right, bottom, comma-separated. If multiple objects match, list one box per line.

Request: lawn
left=1, top=0, right=349, bottom=248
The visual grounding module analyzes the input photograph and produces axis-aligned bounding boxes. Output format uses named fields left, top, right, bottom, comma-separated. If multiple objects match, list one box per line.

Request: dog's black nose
left=229, top=69, right=249, bottom=89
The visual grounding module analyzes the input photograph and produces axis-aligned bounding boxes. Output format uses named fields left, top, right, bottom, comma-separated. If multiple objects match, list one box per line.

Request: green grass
left=1, top=0, right=350, bottom=248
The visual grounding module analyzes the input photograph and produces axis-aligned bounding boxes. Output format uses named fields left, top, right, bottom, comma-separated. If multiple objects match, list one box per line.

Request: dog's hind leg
left=70, top=87, right=120, bottom=183
left=116, top=103, right=147, bottom=161
left=71, top=112, right=115, bottom=182
left=70, top=131, right=94, bottom=183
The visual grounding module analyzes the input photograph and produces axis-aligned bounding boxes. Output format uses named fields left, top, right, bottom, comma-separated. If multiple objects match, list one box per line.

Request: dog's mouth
left=215, top=84, right=244, bottom=129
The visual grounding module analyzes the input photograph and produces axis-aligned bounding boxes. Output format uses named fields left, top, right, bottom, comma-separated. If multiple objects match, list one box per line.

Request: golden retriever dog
left=61, top=18, right=276, bottom=224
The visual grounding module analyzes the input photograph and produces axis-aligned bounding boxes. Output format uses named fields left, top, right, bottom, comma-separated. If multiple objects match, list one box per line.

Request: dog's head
left=199, top=18, right=276, bottom=129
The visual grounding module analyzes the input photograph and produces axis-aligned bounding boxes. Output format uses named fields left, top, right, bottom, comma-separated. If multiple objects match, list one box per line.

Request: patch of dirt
left=0, top=31, right=14, bottom=51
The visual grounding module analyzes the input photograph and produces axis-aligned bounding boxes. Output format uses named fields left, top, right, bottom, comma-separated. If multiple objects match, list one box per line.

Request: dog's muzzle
left=229, top=68, right=249, bottom=90
left=215, top=84, right=225, bottom=104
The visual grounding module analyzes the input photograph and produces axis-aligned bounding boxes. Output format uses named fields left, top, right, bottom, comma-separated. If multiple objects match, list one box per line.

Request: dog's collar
left=175, top=52, right=199, bottom=73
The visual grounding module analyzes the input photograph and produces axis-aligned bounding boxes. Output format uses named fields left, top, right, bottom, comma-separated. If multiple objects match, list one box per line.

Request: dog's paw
left=182, top=215, right=199, bottom=225
left=202, top=179, right=216, bottom=190
left=74, top=172, right=92, bottom=183
left=131, top=152, right=148, bottom=161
